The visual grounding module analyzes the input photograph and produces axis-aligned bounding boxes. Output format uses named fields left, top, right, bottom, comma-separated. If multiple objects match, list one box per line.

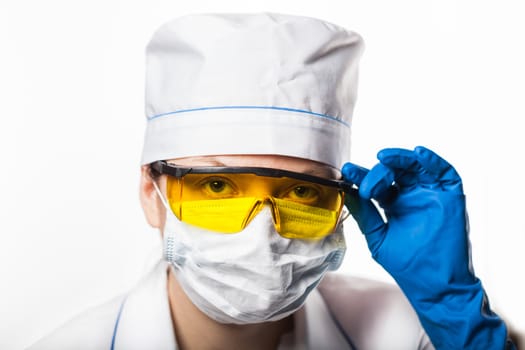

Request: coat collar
left=112, top=261, right=176, bottom=350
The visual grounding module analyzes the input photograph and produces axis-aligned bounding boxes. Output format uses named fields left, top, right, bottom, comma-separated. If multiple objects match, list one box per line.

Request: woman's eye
left=285, top=185, right=319, bottom=203
left=209, top=180, right=226, bottom=192
left=201, top=178, right=236, bottom=197
left=294, top=186, right=312, bottom=198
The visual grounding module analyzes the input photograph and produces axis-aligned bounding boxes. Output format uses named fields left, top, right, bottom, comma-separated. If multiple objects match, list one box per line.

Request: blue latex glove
left=342, top=146, right=513, bottom=349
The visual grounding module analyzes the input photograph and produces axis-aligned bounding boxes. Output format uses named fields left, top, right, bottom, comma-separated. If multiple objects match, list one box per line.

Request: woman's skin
left=139, top=154, right=340, bottom=350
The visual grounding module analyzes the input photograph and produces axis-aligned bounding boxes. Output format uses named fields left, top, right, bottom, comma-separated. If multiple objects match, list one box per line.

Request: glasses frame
left=150, top=160, right=355, bottom=193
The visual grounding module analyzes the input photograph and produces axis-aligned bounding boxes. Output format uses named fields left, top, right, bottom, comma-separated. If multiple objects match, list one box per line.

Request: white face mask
left=155, top=184, right=347, bottom=324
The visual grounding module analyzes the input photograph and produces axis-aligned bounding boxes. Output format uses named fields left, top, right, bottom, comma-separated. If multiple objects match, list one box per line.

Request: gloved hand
left=341, top=146, right=513, bottom=350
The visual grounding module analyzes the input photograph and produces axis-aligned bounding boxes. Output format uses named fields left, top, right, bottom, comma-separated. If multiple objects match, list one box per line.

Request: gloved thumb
left=341, top=163, right=387, bottom=255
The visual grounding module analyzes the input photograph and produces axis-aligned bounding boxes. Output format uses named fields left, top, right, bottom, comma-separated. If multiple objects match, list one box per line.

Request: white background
left=1, top=0, right=524, bottom=348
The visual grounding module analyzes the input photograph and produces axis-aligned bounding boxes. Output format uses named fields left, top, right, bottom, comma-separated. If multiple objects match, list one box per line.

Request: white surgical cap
left=141, top=13, right=364, bottom=168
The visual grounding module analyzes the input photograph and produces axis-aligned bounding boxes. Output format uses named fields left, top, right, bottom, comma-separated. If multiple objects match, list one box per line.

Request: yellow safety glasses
left=151, top=161, right=352, bottom=240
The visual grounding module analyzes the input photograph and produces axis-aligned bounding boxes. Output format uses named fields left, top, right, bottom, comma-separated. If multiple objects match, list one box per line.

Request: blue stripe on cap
left=147, top=106, right=350, bottom=127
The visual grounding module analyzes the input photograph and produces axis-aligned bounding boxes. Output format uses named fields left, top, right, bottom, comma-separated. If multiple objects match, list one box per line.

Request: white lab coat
left=29, top=261, right=434, bottom=350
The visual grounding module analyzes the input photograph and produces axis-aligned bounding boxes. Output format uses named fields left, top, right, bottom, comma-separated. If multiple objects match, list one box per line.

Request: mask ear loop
left=152, top=179, right=170, bottom=209
left=149, top=178, right=178, bottom=264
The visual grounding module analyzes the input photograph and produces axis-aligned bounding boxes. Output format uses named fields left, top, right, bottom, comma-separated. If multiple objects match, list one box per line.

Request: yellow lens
left=273, top=198, right=339, bottom=239
left=180, top=197, right=261, bottom=233
left=166, top=172, right=343, bottom=239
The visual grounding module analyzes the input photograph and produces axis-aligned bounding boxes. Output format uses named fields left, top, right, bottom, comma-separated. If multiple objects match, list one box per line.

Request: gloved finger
left=376, top=147, right=427, bottom=188
left=377, top=148, right=422, bottom=176
left=377, top=147, right=461, bottom=189
left=359, top=163, right=397, bottom=201
left=341, top=162, right=369, bottom=186
left=344, top=191, right=386, bottom=254
left=414, top=146, right=462, bottom=187
left=377, top=148, right=420, bottom=171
